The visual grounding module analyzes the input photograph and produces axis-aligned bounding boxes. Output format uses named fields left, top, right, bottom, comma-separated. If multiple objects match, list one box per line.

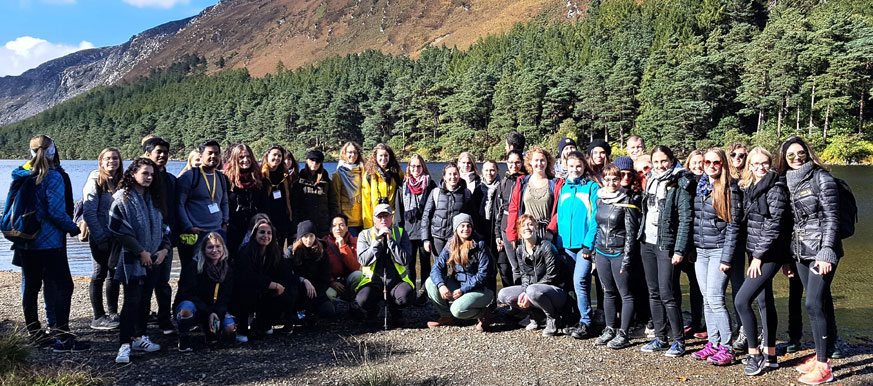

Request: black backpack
left=1, top=175, right=41, bottom=245
left=812, top=171, right=857, bottom=239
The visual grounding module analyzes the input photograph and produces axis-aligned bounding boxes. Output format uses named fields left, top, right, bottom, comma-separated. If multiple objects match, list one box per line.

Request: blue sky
left=0, top=0, right=218, bottom=76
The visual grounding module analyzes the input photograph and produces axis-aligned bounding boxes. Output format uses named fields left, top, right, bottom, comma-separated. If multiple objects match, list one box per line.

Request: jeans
left=628, top=251, right=650, bottom=325
left=424, top=277, right=494, bottom=320
left=175, top=300, right=235, bottom=335
left=407, top=240, right=431, bottom=291
left=326, top=271, right=364, bottom=301
left=640, top=243, right=684, bottom=342
left=566, top=248, right=593, bottom=326
left=498, top=284, right=567, bottom=319
left=595, top=252, right=634, bottom=332
left=695, top=248, right=732, bottom=347
left=20, top=248, right=73, bottom=339
left=735, top=260, right=780, bottom=349
left=89, top=239, right=119, bottom=319
left=20, top=265, right=57, bottom=328
left=796, top=260, right=838, bottom=362
left=119, top=269, right=159, bottom=345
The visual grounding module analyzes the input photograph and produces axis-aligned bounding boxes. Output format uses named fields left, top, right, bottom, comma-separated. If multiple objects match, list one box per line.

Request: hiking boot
left=692, top=342, right=718, bottom=360
left=427, top=317, right=456, bottom=329
left=664, top=340, right=686, bottom=358
left=733, top=329, right=748, bottom=353
left=595, top=326, right=616, bottom=346
left=476, top=309, right=492, bottom=332
left=52, top=338, right=91, bottom=353
left=571, top=323, right=589, bottom=340
left=131, top=336, right=160, bottom=352
left=178, top=335, right=192, bottom=353
left=641, top=338, right=669, bottom=353
left=115, top=344, right=131, bottom=364
left=608, top=329, right=630, bottom=349
left=707, top=345, right=734, bottom=365
left=786, top=339, right=801, bottom=353
left=798, top=362, right=835, bottom=385
left=90, top=315, right=120, bottom=330
left=744, top=353, right=766, bottom=376
left=542, top=317, right=559, bottom=337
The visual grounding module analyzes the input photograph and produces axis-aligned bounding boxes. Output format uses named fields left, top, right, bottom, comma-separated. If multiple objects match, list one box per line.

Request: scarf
left=237, top=170, right=258, bottom=190
left=645, top=162, right=684, bottom=201
left=785, top=161, right=815, bottom=192
left=482, top=176, right=501, bottom=220
left=405, top=174, right=430, bottom=196
left=336, top=161, right=362, bottom=200
left=204, top=259, right=229, bottom=282
left=696, top=174, right=713, bottom=197
left=109, top=188, right=164, bottom=282
left=461, top=171, right=479, bottom=192
left=744, top=170, right=778, bottom=218
left=598, top=189, right=627, bottom=205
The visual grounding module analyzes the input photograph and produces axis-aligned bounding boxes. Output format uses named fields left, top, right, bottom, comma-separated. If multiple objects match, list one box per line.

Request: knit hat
left=452, top=213, right=473, bottom=232
left=587, top=139, right=611, bottom=158
left=305, top=149, right=325, bottom=163
left=613, top=156, right=634, bottom=172
left=558, top=137, right=577, bottom=156
left=296, top=220, right=315, bottom=238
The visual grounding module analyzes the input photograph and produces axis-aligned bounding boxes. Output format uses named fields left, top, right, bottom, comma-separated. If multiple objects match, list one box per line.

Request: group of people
left=7, top=131, right=848, bottom=385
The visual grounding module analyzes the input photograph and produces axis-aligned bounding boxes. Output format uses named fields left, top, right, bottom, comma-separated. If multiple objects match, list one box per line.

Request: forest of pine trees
left=0, top=0, right=871, bottom=163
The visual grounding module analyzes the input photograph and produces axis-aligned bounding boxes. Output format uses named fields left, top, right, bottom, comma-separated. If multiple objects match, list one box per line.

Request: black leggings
left=640, top=243, right=684, bottom=342
left=788, top=268, right=804, bottom=341
left=407, top=240, right=431, bottom=291
left=677, top=251, right=704, bottom=330
left=119, top=270, right=158, bottom=345
left=89, top=239, right=119, bottom=319
left=595, top=253, right=634, bottom=332
left=355, top=282, right=415, bottom=314
left=735, top=260, right=780, bottom=349
left=796, top=260, right=838, bottom=362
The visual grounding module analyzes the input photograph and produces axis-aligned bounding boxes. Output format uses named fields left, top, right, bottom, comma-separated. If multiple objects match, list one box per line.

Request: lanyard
left=267, top=171, right=287, bottom=190
left=213, top=283, right=220, bottom=302
left=200, top=166, right=216, bottom=202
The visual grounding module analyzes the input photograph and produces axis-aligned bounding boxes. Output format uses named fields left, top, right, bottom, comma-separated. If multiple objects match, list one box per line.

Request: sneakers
left=645, top=321, right=655, bottom=338
left=744, top=353, right=766, bottom=376
left=475, top=309, right=492, bottom=332
left=664, top=340, right=686, bottom=358
left=28, top=330, right=54, bottom=347
left=733, top=330, right=748, bottom=353
left=692, top=341, right=718, bottom=360
left=786, top=339, right=801, bottom=353
left=90, top=315, right=120, bottom=330
left=796, top=356, right=829, bottom=375
left=159, top=320, right=176, bottom=335
left=707, top=345, right=734, bottom=365
left=525, top=318, right=540, bottom=331
left=798, top=362, right=835, bottom=385
left=131, top=336, right=160, bottom=352
left=694, top=331, right=709, bottom=339
left=178, top=335, right=192, bottom=353
left=570, top=323, right=589, bottom=340
left=427, top=317, right=456, bottom=329
left=52, top=338, right=91, bottom=353
left=641, top=338, right=669, bottom=353
left=595, top=327, right=616, bottom=346
left=235, top=334, right=249, bottom=343
left=518, top=316, right=533, bottom=328
left=115, top=344, right=131, bottom=364
left=608, top=329, right=630, bottom=349
left=542, top=317, right=559, bottom=337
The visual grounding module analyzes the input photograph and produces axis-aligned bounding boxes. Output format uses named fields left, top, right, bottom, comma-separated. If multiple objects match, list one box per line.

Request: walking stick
left=383, top=255, right=388, bottom=330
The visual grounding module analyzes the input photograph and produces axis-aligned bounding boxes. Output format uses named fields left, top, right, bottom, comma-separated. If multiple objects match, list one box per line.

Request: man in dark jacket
left=143, top=137, right=177, bottom=334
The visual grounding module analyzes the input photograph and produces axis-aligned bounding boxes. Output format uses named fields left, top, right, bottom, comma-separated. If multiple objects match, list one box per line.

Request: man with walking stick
left=353, top=204, right=415, bottom=328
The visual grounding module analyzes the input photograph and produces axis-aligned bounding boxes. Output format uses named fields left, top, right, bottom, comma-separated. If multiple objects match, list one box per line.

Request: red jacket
left=322, top=233, right=360, bottom=283
left=505, top=175, right=559, bottom=242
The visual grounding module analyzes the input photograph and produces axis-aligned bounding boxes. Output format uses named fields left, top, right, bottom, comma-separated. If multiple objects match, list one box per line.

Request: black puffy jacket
left=593, top=191, right=642, bottom=270
left=692, top=179, right=743, bottom=265
left=494, top=172, right=525, bottom=239
left=640, top=169, right=695, bottom=257
left=292, top=168, right=338, bottom=237
left=176, top=262, right=234, bottom=322
left=742, top=171, right=790, bottom=263
left=515, top=238, right=569, bottom=289
left=422, top=179, right=473, bottom=241
left=787, top=166, right=843, bottom=263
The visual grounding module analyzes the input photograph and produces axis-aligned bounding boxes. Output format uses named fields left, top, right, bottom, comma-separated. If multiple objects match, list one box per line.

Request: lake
left=0, top=160, right=871, bottom=339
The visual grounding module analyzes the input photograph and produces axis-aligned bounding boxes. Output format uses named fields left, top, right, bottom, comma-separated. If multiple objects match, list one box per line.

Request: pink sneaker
left=708, top=345, right=735, bottom=366
left=692, top=342, right=718, bottom=360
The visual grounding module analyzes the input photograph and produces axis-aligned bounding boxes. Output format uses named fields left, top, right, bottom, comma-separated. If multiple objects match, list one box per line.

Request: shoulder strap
left=613, top=203, right=641, bottom=211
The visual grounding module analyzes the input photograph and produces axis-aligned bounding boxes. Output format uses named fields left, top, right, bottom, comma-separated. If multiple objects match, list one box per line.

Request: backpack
left=812, top=171, right=857, bottom=239
left=1, top=175, right=41, bottom=245
left=72, top=199, right=89, bottom=242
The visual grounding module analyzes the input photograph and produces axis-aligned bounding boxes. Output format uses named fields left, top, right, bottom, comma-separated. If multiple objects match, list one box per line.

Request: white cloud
left=122, top=0, right=190, bottom=9
left=0, top=36, right=94, bottom=77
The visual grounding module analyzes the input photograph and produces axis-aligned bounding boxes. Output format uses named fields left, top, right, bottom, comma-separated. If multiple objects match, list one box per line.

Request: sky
left=0, top=0, right=218, bottom=77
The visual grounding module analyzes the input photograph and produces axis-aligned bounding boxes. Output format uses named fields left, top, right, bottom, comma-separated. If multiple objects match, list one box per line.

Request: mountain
left=0, top=0, right=577, bottom=126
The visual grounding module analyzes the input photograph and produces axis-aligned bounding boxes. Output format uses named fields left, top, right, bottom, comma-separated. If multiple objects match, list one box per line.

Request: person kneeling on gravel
left=497, top=214, right=570, bottom=336
left=425, top=214, right=495, bottom=331
left=354, top=204, right=414, bottom=327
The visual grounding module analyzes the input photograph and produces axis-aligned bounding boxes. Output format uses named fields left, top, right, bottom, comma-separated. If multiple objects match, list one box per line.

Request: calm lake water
left=0, top=160, right=871, bottom=339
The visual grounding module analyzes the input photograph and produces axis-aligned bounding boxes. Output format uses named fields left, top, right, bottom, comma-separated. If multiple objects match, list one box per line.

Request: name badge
left=208, top=203, right=220, bottom=214
left=273, top=190, right=282, bottom=199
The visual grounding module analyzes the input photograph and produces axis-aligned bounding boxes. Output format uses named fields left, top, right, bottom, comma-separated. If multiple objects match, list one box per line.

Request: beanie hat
left=613, top=156, right=634, bottom=172
left=558, top=137, right=577, bottom=156
left=305, top=149, right=325, bottom=163
left=452, top=213, right=473, bottom=233
left=296, top=220, right=316, bottom=239
left=587, top=139, right=611, bottom=158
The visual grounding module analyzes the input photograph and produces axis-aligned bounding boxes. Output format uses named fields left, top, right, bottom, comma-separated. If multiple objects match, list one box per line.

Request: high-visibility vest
left=356, top=227, right=415, bottom=290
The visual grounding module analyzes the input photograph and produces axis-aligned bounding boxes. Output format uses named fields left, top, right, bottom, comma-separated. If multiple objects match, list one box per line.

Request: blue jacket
left=12, top=165, right=78, bottom=250
left=430, top=240, right=491, bottom=294
left=551, top=177, right=599, bottom=250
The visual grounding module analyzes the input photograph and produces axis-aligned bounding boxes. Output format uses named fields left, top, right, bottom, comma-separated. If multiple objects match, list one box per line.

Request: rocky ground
left=0, top=271, right=871, bottom=385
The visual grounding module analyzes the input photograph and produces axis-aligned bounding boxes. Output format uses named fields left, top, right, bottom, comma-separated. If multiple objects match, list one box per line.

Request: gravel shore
left=0, top=271, right=871, bottom=385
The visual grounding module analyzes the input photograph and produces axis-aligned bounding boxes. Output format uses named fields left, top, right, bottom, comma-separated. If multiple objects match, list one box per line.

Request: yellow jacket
left=332, top=165, right=364, bottom=227
left=361, top=169, right=405, bottom=229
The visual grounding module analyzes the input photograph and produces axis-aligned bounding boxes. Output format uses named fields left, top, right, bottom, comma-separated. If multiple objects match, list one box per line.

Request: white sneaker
left=131, top=336, right=161, bottom=352
left=115, top=344, right=130, bottom=363
left=235, top=334, right=248, bottom=343
left=517, top=316, right=531, bottom=327
left=264, top=328, right=274, bottom=335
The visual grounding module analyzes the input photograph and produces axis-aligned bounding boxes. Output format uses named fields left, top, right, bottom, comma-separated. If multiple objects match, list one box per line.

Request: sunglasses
left=729, top=152, right=747, bottom=159
left=704, top=160, right=722, bottom=167
left=786, top=150, right=808, bottom=162
left=620, top=171, right=634, bottom=177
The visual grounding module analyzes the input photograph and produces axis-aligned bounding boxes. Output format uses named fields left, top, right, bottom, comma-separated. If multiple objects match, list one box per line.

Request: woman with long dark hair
left=361, top=143, right=404, bottom=228
left=333, top=142, right=365, bottom=235
left=83, top=147, right=124, bottom=331
left=110, top=158, right=169, bottom=363
left=261, top=145, right=295, bottom=248
left=224, top=144, right=264, bottom=253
